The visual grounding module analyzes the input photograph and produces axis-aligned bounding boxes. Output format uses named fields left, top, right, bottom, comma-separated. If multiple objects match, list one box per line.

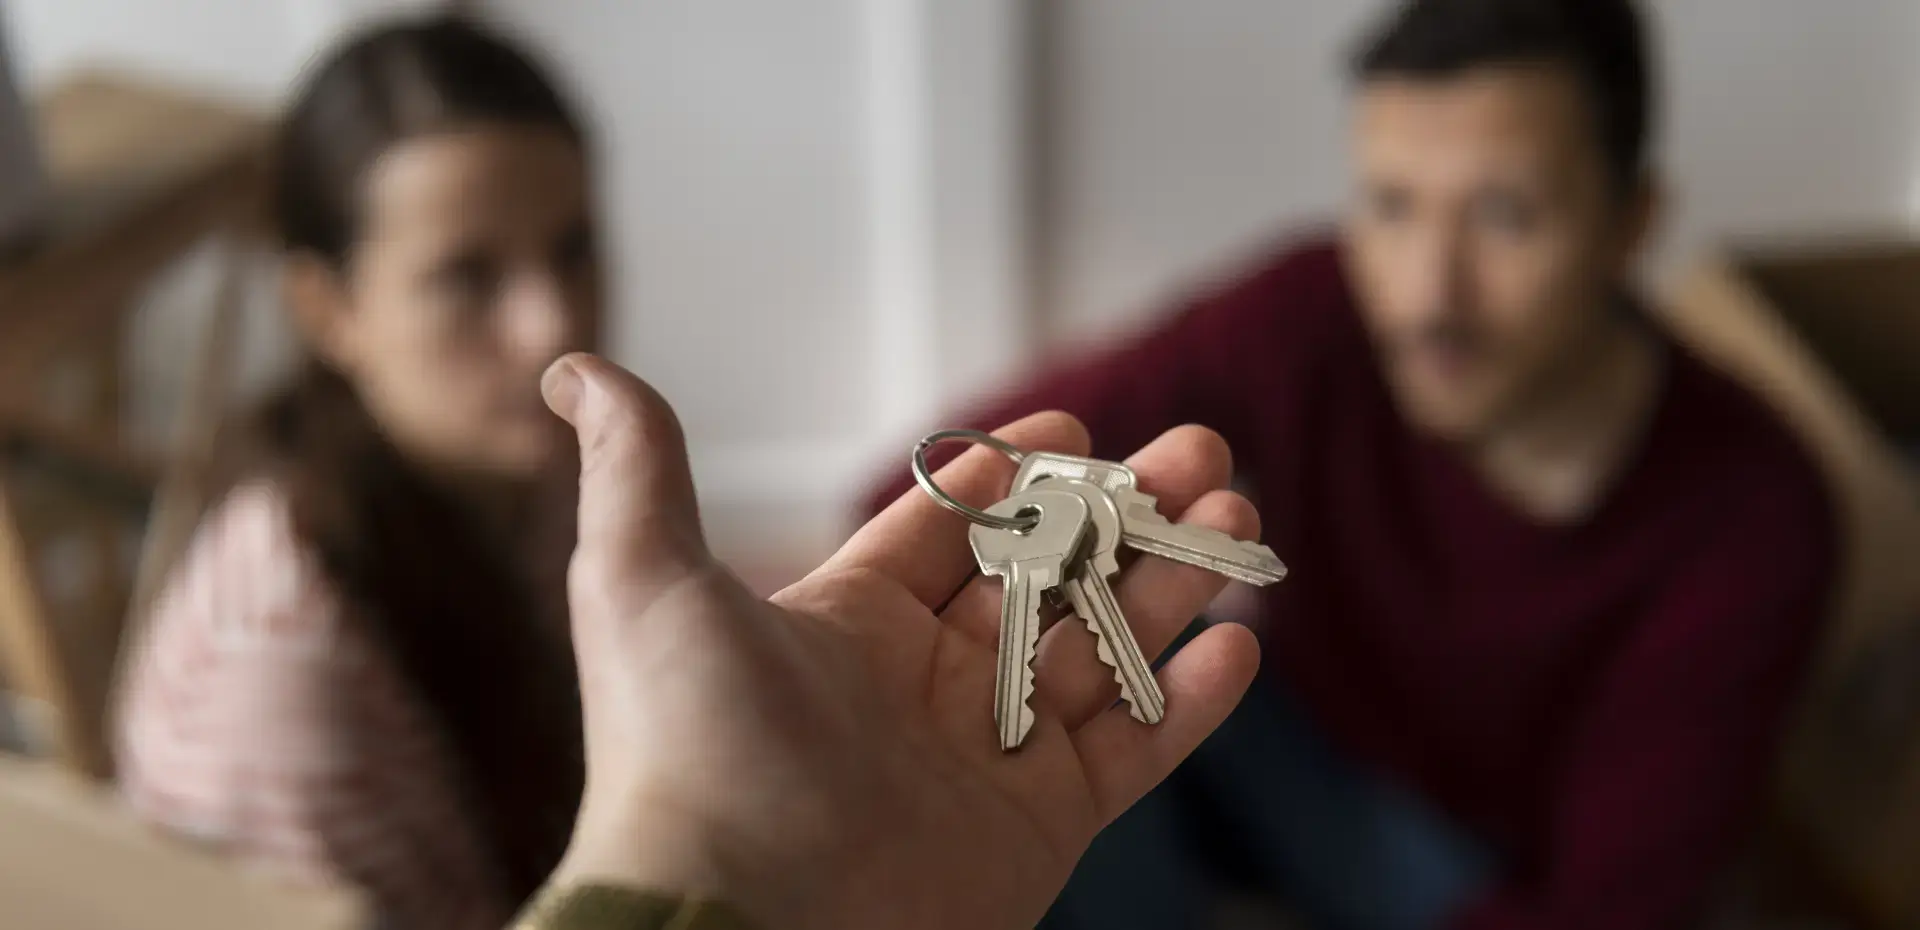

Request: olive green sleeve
left=511, top=884, right=758, bottom=930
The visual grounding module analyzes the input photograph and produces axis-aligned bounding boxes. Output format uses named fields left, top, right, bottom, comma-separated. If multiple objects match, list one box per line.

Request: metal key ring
left=911, top=428, right=1038, bottom=533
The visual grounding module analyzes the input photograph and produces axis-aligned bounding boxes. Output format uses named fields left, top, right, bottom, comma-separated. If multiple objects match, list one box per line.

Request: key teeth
left=1009, top=608, right=1041, bottom=747
left=1084, top=617, right=1146, bottom=716
left=1019, top=618, right=1040, bottom=704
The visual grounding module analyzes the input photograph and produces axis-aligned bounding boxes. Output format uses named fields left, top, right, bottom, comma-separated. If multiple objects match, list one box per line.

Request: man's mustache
left=1388, top=318, right=1485, bottom=358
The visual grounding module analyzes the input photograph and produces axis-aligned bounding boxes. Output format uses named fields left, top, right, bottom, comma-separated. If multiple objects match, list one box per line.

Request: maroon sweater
left=864, top=238, right=1836, bottom=930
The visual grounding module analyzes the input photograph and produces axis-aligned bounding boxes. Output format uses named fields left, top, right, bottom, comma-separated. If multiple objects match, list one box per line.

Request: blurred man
left=864, top=1, right=1835, bottom=928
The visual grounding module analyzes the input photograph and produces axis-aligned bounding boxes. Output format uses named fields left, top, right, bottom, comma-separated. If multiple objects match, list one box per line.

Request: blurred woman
left=114, top=16, right=599, bottom=928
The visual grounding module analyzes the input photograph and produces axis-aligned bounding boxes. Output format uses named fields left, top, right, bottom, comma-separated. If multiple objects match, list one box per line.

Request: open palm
left=544, top=354, right=1262, bottom=930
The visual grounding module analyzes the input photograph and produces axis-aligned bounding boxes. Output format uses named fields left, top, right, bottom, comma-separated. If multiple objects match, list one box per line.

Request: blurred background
left=9, top=0, right=1920, bottom=582
left=5, top=1, right=1920, bottom=928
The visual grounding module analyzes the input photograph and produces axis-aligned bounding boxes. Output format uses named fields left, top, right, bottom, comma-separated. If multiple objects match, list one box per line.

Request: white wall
left=1038, top=0, right=1374, bottom=341
left=1042, top=0, right=1920, bottom=340
left=481, top=0, right=1029, bottom=584
left=3, top=0, right=447, bottom=100
left=477, top=0, right=884, bottom=582
left=486, top=1, right=875, bottom=454
left=1662, top=0, right=1920, bottom=249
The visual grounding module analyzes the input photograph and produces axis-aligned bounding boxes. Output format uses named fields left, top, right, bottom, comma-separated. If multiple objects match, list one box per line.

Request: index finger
left=817, top=411, right=1091, bottom=608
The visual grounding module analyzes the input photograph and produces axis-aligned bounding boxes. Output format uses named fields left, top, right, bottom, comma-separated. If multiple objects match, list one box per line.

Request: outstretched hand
left=542, top=353, right=1263, bottom=930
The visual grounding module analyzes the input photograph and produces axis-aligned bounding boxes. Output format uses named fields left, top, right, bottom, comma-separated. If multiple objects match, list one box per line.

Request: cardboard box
left=1666, top=241, right=1920, bottom=928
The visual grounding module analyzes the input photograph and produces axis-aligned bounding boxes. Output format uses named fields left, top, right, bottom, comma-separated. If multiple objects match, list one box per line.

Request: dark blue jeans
left=1042, top=625, right=1496, bottom=930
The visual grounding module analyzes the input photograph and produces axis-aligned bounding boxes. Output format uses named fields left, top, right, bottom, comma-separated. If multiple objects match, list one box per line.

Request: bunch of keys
left=912, top=430, right=1288, bottom=751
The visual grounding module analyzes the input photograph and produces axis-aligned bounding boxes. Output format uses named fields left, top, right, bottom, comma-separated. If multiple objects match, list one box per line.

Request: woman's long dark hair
left=216, top=15, right=588, bottom=903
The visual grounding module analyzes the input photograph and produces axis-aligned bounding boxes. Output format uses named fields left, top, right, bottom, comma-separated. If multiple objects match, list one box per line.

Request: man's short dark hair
left=1350, top=0, right=1654, bottom=192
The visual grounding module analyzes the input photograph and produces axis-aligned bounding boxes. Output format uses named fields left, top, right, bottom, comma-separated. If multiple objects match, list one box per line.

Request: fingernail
left=543, top=355, right=585, bottom=421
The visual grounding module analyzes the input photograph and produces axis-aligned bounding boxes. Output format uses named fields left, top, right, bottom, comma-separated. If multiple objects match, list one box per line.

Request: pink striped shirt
left=115, top=482, right=565, bottom=929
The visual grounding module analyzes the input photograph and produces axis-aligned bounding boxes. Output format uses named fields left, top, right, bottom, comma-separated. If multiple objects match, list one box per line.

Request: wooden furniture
left=0, top=755, right=363, bottom=929
left=1665, top=243, right=1920, bottom=928
left=0, top=74, right=267, bottom=778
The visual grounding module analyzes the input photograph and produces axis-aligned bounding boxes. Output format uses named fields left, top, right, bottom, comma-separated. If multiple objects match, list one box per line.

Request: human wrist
left=552, top=794, right=739, bottom=900
left=512, top=884, right=757, bottom=930
left=544, top=791, right=787, bottom=928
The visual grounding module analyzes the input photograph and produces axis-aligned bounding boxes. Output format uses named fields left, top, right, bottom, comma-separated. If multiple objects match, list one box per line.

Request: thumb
left=543, top=353, right=712, bottom=599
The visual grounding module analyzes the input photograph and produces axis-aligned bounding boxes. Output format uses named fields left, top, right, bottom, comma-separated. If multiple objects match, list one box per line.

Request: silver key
left=1016, top=450, right=1287, bottom=586
left=1013, top=450, right=1137, bottom=497
left=1049, top=479, right=1165, bottom=725
left=970, top=488, right=1091, bottom=751
left=1115, top=486, right=1287, bottom=585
